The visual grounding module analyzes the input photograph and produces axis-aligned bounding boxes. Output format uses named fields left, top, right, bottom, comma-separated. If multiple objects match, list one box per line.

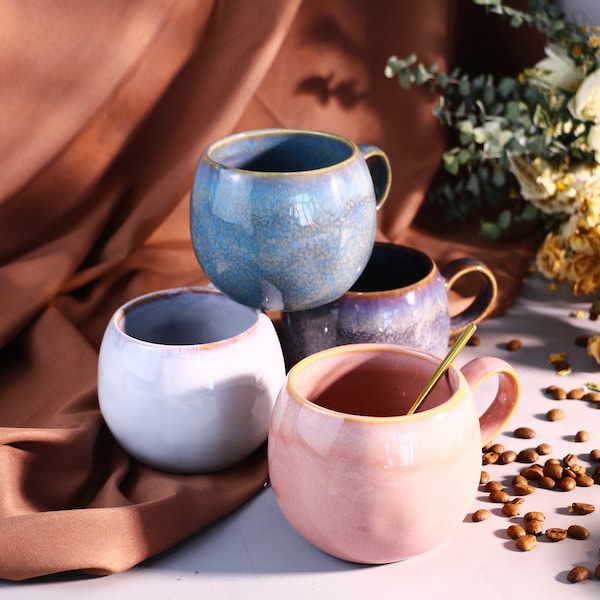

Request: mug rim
left=111, top=286, right=262, bottom=350
left=203, top=128, right=359, bottom=176
left=347, top=242, right=437, bottom=297
left=286, top=343, right=463, bottom=423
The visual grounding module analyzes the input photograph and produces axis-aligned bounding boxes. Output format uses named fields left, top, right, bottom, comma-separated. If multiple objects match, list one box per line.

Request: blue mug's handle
left=358, top=144, right=392, bottom=210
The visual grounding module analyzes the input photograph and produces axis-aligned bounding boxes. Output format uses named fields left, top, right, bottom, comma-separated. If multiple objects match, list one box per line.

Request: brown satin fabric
left=0, top=0, right=540, bottom=580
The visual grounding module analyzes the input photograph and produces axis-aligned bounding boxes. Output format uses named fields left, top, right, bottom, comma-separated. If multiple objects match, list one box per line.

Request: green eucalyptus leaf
left=398, top=70, right=413, bottom=90
left=497, top=209, right=512, bottom=229
left=443, top=153, right=460, bottom=175
left=481, top=221, right=502, bottom=240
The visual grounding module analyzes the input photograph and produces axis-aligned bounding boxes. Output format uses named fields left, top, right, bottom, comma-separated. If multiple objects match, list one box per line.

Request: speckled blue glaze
left=281, top=242, right=498, bottom=366
left=190, top=129, right=390, bottom=311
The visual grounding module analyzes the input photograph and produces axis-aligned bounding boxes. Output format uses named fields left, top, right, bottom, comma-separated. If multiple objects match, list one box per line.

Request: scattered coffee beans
left=567, top=388, right=585, bottom=400
left=589, top=449, right=600, bottom=462
left=514, top=426, right=536, bottom=439
left=502, top=503, right=521, bottom=517
left=471, top=509, right=490, bottom=522
left=567, top=566, right=590, bottom=583
left=545, top=528, right=567, bottom=542
left=574, top=430, right=590, bottom=442
left=567, top=524, right=590, bottom=540
left=506, top=339, right=522, bottom=351
left=516, top=449, right=539, bottom=463
left=569, top=502, right=595, bottom=515
left=507, top=524, right=526, bottom=540
left=489, top=490, right=510, bottom=503
left=546, top=408, right=565, bottom=421
left=515, top=534, right=537, bottom=551
left=536, top=442, right=553, bottom=455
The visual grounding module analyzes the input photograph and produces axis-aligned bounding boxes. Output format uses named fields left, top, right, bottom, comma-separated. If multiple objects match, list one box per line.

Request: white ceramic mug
left=98, top=287, right=286, bottom=473
left=268, top=343, right=520, bottom=564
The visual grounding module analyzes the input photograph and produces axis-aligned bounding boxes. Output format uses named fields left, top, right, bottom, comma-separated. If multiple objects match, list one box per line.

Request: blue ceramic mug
left=280, top=242, right=498, bottom=366
left=190, top=129, right=391, bottom=311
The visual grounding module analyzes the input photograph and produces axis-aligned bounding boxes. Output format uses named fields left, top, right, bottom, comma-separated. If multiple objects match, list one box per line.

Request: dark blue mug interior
left=350, top=244, right=433, bottom=293
left=209, top=132, right=353, bottom=172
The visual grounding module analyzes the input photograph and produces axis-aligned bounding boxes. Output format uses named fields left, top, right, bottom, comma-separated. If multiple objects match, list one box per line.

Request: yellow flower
left=587, top=336, right=600, bottom=364
left=564, top=252, right=600, bottom=294
left=536, top=232, right=567, bottom=281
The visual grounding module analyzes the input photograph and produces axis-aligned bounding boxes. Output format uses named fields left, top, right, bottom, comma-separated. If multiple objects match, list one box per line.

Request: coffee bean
left=507, top=524, right=526, bottom=539
left=524, top=511, right=545, bottom=521
left=574, top=335, right=589, bottom=347
left=576, top=474, right=594, bottom=487
left=502, top=503, right=521, bottom=517
left=499, top=450, right=517, bottom=464
left=543, top=462, right=563, bottom=480
left=480, top=471, right=490, bottom=485
left=546, top=408, right=565, bottom=421
left=590, top=449, right=600, bottom=462
left=514, top=426, right=536, bottom=439
left=574, top=430, right=590, bottom=442
left=521, top=465, right=543, bottom=480
left=563, top=453, right=578, bottom=467
left=525, top=520, right=544, bottom=536
left=513, top=481, right=535, bottom=495
left=483, top=480, right=504, bottom=492
left=538, top=476, right=556, bottom=490
left=489, top=490, right=510, bottom=503
left=567, top=566, right=590, bottom=583
left=467, top=335, right=480, bottom=346
left=490, top=443, right=505, bottom=454
left=545, top=528, right=567, bottom=541
left=506, top=339, right=522, bottom=351
left=567, top=388, right=585, bottom=400
left=515, top=534, right=537, bottom=551
left=570, top=502, right=595, bottom=515
left=482, top=451, right=499, bottom=465
left=472, top=509, right=491, bottom=522
left=516, top=449, right=539, bottom=463
left=584, top=391, right=600, bottom=403
left=549, top=386, right=567, bottom=400
left=557, top=477, right=577, bottom=491
left=536, top=442, right=553, bottom=455
left=567, top=524, right=590, bottom=540
left=595, top=564, right=600, bottom=580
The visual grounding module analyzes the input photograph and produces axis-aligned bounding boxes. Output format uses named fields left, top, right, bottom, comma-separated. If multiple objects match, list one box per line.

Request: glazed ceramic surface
left=281, top=242, right=498, bottom=365
left=268, top=343, right=520, bottom=564
left=190, top=128, right=391, bottom=311
left=98, top=287, right=285, bottom=473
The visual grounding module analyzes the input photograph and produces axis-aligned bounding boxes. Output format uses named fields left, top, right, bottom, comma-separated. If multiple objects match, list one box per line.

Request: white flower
left=588, top=123, right=600, bottom=162
left=534, top=44, right=584, bottom=91
left=569, top=70, right=600, bottom=123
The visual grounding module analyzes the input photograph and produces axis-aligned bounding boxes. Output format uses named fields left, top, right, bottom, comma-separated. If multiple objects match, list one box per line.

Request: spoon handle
left=406, top=323, right=477, bottom=416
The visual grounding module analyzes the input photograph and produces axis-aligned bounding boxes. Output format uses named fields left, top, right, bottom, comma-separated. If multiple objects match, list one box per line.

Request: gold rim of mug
left=111, top=286, right=261, bottom=351
left=286, top=343, right=464, bottom=424
left=203, top=128, right=359, bottom=176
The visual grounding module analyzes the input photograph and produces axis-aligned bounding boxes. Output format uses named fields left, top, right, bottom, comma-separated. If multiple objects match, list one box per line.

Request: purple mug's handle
left=358, top=144, right=391, bottom=210
left=461, top=356, right=521, bottom=447
left=441, top=258, right=498, bottom=336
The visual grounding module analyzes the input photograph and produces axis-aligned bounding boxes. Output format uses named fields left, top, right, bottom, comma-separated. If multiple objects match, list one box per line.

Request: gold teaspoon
left=406, top=322, right=478, bottom=416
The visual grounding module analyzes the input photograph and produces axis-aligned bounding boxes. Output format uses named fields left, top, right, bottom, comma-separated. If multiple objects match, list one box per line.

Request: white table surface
left=3, top=271, right=600, bottom=599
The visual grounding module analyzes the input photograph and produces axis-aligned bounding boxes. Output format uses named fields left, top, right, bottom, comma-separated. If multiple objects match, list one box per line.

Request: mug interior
left=117, top=289, right=258, bottom=345
left=208, top=130, right=354, bottom=173
left=291, top=346, right=460, bottom=418
left=350, top=244, right=433, bottom=293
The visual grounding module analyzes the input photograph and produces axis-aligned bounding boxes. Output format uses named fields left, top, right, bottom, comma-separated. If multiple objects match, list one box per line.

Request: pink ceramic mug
left=268, top=343, right=520, bottom=564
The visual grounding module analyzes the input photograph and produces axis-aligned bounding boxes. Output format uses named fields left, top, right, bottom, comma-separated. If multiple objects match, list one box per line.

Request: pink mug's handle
left=441, top=258, right=498, bottom=336
left=460, top=356, right=521, bottom=447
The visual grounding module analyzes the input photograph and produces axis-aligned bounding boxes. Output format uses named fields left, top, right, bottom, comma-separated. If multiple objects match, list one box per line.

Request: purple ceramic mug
left=280, top=242, right=497, bottom=366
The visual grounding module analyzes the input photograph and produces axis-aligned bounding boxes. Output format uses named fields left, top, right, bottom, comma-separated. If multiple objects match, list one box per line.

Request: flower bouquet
left=385, top=0, right=600, bottom=363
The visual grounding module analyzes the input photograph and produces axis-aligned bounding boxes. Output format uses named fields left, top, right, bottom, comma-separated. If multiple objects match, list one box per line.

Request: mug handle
left=358, top=144, right=392, bottom=210
left=441, top=258, right=498, bottom=336
left=460, top=356, right=521, bottom=447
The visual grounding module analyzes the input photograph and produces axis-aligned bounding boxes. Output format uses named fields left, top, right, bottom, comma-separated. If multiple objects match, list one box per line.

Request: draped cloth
left=0, top=0, right=541, bottom=580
